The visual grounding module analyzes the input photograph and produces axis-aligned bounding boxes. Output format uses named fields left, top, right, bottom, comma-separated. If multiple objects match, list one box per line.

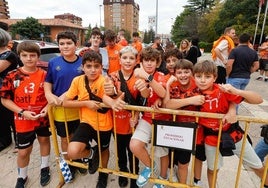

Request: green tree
left=10, top=17, right=45, bottom=39
left=184, top=0, right=216, bottom=16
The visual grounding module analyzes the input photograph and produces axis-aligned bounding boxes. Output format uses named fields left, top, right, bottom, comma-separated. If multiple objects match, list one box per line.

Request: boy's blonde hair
left=193, top=60, right=217, bottom=77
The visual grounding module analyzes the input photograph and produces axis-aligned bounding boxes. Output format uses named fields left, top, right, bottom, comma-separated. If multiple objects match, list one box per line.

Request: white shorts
left=206, top=136, right=263, bottom=170
left=132, top=118, right=168, bottom=157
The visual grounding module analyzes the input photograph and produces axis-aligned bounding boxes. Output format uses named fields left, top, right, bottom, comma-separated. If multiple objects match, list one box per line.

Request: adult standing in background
left=257, top=37, right=268, bottom=81
left=179, top=39, right=190, bottom=59
left=185, top=36, right=202, bottom=65
left=226, top=33, right=259, bottom=90
left=211, top=27, right=236, bottom=84
left=0, top=28, right=20, bottom=152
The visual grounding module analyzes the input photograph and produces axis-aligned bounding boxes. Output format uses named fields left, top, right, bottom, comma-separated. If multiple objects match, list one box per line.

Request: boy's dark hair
left=163, top=48, right=182, bottom=61
left=132, top=32, right=139, bottom=37
left=193, top=60, right=217, bottom=77
left=57, top=31, right=77, bottom=44
left=239, top=33, right=250, bottom=43
left=140, top=47, right=161, bottom=66
left=82, top=50, right=102, bottom=65
left=175, top=59, right=193, bottom=71
left=91, top=28, right=102, bottom=38
left=17, top=41, right=41, bottom=57
left=104, top=29, right=117, bottom=42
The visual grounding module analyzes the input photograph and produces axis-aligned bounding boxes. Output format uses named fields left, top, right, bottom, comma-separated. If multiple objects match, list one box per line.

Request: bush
left=199, top=41, right=212, bottom=53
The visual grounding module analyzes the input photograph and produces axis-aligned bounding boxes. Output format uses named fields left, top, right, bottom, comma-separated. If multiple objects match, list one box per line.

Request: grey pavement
left=1, top=53, right=268, bottom=188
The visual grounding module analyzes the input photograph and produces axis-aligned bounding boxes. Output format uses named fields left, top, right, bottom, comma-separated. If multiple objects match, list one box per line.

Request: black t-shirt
left=0, top=50, right=19, bottom=79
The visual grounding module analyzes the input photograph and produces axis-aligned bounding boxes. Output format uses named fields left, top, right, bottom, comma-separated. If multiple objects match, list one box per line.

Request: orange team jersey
left=65, top=74, right=113, bottom=131
left=169, top=77, right=204, bottom=144
left=142, top=71, right=171, bottom=124
left=118, top=38, right=128, bottom=47
left=110, top=70, right=140, bottom=134
left=199, top=84, right=243, bottom=146
left=0, top=68, right=48, bottom=133
left=131, top=40, right=143, bottom=64
left=106, top=44, right=123, bottom=74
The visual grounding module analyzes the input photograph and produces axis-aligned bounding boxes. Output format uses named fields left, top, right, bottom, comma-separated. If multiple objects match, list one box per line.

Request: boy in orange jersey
left=104, top=46, right=150, bottom=188
left=63, top=50, right=125, bottom=188
left=0, top=41, right=51, bottom=187
left=131, top=32, right=143, bottom=64
left=193, top=60, right=268, bottom=188
left=129, top=47, right=171, bottom=188
left=104, top=29, right=123, bottom=74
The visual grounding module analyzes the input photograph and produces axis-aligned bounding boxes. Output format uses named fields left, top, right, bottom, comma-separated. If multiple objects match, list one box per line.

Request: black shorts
left=71, top=123, right=112, bottom=151
left=259, top=58, right=268, bottom=71
left=54, top=120, right=80, bottom=137
left=173, top=149, right=192, bottom=165
left=195, top=144, right=206, bottom=161
left=17, top=126, right=51, bottom=149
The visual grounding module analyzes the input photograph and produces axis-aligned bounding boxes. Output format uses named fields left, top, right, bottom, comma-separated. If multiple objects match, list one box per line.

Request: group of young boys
left=0, top=29, right=267, bottom=188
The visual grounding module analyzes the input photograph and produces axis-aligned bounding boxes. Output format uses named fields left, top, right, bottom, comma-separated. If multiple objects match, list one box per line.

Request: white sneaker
left=194, top=180, right=203, bottom=187
left=167, top=166, right=178, bottom=182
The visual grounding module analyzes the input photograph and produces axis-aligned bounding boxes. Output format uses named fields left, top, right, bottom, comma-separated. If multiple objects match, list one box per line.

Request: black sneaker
left=15, top=177, right=28, bottom=188
left=96, top=172, right=108, bottom=188
left=40, top=167, right=51, bottom=186
left=118, top=167, right=129, bottom=187
left=88, top=146, right=99, bottom=174
left=69, top=166, right=76, bottom=182
left=75, top=159, right=88, bottom=175
left=130, top=179, right=139, bottom=188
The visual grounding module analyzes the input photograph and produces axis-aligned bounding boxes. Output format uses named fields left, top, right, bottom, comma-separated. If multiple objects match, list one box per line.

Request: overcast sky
left=8, top=0, right=188, bottom=34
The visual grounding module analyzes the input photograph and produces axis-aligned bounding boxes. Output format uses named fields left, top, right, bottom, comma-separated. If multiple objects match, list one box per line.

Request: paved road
left=1, top=53, right=268, bottom=188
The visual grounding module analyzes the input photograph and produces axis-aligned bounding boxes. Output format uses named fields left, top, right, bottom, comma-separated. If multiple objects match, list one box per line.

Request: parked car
left=12, top=40, right=60, bottom=70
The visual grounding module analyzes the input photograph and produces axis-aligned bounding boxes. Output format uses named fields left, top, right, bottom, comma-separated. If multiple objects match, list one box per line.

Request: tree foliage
left=10, top=17, right=45, bottom=40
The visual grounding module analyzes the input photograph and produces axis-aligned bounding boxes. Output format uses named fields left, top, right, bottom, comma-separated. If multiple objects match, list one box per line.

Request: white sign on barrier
left=153, top=120, right=197, bottom=151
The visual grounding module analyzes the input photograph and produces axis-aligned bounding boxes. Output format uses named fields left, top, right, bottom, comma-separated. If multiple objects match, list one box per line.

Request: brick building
left=103, top=0, right=139, bottom=35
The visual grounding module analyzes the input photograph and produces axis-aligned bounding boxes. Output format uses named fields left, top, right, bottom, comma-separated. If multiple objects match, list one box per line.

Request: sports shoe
left=153, top=183, right=165, bottom=188
left=69, top=166, right=76, bottom=182
left=40, top=167, right=51, bottom=186
left=130, top=179, right=138, bottom=188
left=75, top=159, right=87, bottom=175
left=96, top=172, right=108, bottom=188
left=153, top=176, right=166, bottom=188
left=118, top=167, right=128, bottom=187
left=15, top=177, right=28, bottom=188
left=256, top=76, right=263, bottom=81
left=88, top=146, right=99, bottom=174
left=194, top=180, right=203, bottom=187
left=136, top=166, right=152, bottom=187
left=136, top=162, right=157, bottom=187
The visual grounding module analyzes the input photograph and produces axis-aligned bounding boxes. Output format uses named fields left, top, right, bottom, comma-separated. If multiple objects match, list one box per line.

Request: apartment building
left=103, top=0, right=139, bottom=35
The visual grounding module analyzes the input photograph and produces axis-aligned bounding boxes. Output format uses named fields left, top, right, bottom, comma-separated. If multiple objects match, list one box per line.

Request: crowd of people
left=0, top=25, right=268, bottom=188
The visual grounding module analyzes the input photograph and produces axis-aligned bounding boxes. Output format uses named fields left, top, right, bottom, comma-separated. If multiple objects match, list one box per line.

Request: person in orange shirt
left=131, top=32, right=143, bottom=64
left=104, top=29, right=123, bottom=74
left=117, top=29, right=128, bottom=47
left=0, top=41, right=51, bottom=187
left=63, top=50, right=126, bottom=188
left=104, top=46, right=149, bottom=188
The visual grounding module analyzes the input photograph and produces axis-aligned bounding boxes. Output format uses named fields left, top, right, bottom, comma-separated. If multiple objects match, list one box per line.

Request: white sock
left=18, top=166, right=28, bottom=179
left=40, top=155, right=50, bottom=169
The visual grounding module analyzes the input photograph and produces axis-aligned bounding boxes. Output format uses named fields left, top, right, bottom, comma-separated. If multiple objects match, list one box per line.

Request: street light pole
left=155, top=0, right=158, bottom=35
left=99, top=5, right=102, bottom=28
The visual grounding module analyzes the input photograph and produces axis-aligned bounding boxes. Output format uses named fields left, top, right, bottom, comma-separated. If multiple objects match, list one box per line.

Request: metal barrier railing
left=48, top=104, right=268, bottom=188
